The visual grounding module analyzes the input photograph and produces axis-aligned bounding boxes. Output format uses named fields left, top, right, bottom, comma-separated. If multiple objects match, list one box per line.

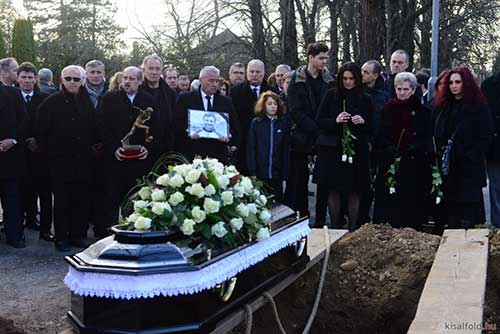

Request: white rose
left=348, top=156, right=353, bottom=164
left=192, top=158, right=204, bottom=168
left=185, top=169, right=201, bottom=184
left=258, top=195, right=267, bottom=206
left=134, top=216, right=152, bottom=230
left=156, top=174, right=170, bottom=186
left=236, top=203, right=249, bottom=217
left=342, top=154, right=347, bottom=162
left=205, top=184, right=216, bottom=196
left=203, top=198, right=220, bottom=213
left=138, top=187, right=152, bottom=200
left=168, top=192, right=185, bottom=206
left=152, top=202, right=171, bottom=215
left=174, top=164, right=191, bottom=177
left=436, top=196, right=441, bottom=204
left=259, top=209, right=272, bottom=223
left=221, top=191, right=234, bottom=206
left=253, top=189, right=261, bottom=197
left=126, top=213, right=140, bottom=223
left=240, top=177, right=253, bottom=194
left=389, top=187, right=396, bottom=194
left=191, top=206, right=206, bottom=223
left=233, top=186, right=245, bottom=198
left=134, top=200, right=149, bottom=212
left=256, top=227, right=270, bottom=241
left=189, top=183, right=206, bottom=198
left=225, top=165, right=237, bottom=173
left=169, top=174, right=185, bottom=188
left=211, top=222, right=228, bottom=238
left=247, top=203, right=258, bottom=214
left=230, top=218, right=243, bottom=232
left=217, top=175, right=230, bottom=189
left=151, top=189, right=166, bottom=202
left=180, top=219, right=196, bottom=236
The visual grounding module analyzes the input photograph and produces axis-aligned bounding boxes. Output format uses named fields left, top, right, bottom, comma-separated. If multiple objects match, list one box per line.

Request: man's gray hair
left=38, top=68, right=53, bottom=82
left=142, top=54, right=163, bottom=68
left=248, top=59, right=265, bottom=71
left=229, top=62, right=244, bottom=72
left=276, top=64, right=291, bottom=72
left=391, top=49, right=410, bottom=64
left=85, top=59, right=105, bottom=70
left=123, top=66, right=143, bottom=81
left=0, top=57, right=18, bottom=72
left=364, top=60, right=382, bottom=74
left=394, top=72, right=418, bottom=89
left=199, top=65, right=220, bottom=78
left=61, top=65, right=85, bottom=78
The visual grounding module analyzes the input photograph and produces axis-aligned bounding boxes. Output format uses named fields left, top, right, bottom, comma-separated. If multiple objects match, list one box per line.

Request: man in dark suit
left=274, top=64, right=291, bottom=94
left=0, top=79, right=27, bottom=248
left=101, top=66, right=161, bottom=225
left=16, top=62, right=53, bottom=241
left=37, top=65, right=96, bottom=251
left=140, top=55, right=176, bottom=153
left=174, top=65, right=240, bottom=163
left=230, top=59, right=275, bottom=173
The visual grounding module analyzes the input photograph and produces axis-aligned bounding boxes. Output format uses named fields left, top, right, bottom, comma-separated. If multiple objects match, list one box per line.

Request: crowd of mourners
left=0, top=42, right=499, bottom=251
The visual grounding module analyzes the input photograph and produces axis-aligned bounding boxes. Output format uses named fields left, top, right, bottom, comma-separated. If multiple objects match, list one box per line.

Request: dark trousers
left=262, top=178, right=284, bottom=202
left=21, top=168, right=53, bottom=233
left=107, top=173, right=139, bottom=225
left=52, top=180, right=90, bottom=242
left=90, top=159, right=108, bottom=237
left=0, top=179, right=23, bottom=241
left=284, top=151, right=309, bottom=217
left=314, top=183, right=328, bottom=227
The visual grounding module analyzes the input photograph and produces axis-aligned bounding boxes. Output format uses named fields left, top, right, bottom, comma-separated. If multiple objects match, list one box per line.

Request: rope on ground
left=244, top=304, right=253, bottom=334
left=301, top=225, right=331, bottom=334
left=263, top=292, right=288, bottom=334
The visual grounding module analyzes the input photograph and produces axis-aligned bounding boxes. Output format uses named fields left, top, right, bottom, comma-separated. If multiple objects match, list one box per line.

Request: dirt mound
left=0, top=317, right=27, bottom=334
left=484, top=231, right=500, bottom=333
left=232, top=223, right=440, bottom=334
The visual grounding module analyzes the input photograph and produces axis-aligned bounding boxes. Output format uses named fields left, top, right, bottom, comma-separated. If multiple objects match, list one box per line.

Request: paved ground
left=0, top=181, right=492, bottom=334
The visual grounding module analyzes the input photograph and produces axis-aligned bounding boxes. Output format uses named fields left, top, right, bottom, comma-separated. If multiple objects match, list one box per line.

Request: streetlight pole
left=428, top=0, right=440, bottom=99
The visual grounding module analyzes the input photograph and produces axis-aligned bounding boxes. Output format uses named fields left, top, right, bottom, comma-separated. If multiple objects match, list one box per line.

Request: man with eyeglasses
left=37, top=65, right=96, bottom=252
left=228, top=62, right=245, bottom=86
left=101, top=66, right=161, bottom=226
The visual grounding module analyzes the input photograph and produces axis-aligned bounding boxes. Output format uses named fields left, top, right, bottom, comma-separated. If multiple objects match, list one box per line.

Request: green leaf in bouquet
left=168, top=165, right=174, bottom=172
left=161, top=209, right=174, bottom=221
left=245, top=213, right=258, bottom=224
left=207, top=213, right=222, bottom=223
left=173, top=212, right=185, bottom=227
left=206, top=171, right=219, bottom=188
left=196, top=223, right=212, bottom=240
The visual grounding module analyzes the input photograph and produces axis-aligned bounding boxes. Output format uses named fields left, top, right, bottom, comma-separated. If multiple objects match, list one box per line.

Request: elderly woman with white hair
left=373, top=71, right=433, bottom=230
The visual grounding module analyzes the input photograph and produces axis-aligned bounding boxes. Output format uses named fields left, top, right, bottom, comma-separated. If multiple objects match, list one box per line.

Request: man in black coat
left=101, top=66, right=161, bottom=225
left=140, top=55, right=176, bottom=152
left=0, top=80, right=27, bottom=248
left=482, top=71, right=500, bottom=229
left=285, top=42, right=334, bottom=222
left=174, top=66, right=240, bottom=163
left=37, top=65, right=96, bottom=251
left=230, top=59, right=275, bottom=174
left=16, top=62, right=53, bottom=241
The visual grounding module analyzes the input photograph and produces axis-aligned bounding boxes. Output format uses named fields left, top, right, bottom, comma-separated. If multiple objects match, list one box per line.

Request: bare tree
left=359, top=0, right=385, bottom=63
left=279, top=0, right=299, bottom=67
left=295, top=0, right=322, bottom=46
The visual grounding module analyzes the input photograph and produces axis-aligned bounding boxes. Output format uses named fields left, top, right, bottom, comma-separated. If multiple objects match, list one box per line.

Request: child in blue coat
left=247, top=91, right=290, bottom=200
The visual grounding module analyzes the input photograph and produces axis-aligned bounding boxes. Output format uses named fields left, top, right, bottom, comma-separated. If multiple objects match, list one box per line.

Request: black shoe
left=7, top=238, right=26, bottom=248
left=39, top=232, right=55, bottom=242
left=55, top=240, right=71, bottom=252
left=69, top=238, right=90, bottom=248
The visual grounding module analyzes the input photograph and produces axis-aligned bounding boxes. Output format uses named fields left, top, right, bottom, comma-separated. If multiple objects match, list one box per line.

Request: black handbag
left=440, top=125, right=462, bottom=176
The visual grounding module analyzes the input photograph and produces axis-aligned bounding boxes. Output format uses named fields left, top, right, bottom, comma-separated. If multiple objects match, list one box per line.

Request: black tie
left=252, top=88, right=258, bottom=100
left=206, top=95, right=213, bottom=111
left=25, top=95, right=31, bottom=103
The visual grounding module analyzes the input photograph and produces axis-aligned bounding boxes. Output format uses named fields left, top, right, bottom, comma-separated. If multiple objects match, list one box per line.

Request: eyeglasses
left=63, top=77, right=81, bottom=82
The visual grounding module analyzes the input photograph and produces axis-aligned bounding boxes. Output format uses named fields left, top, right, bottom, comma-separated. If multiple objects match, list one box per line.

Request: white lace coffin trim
left=64, top=220, right=310, bottom=299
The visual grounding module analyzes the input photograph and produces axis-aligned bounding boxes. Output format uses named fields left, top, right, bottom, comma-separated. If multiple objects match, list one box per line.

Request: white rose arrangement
left=119, top=158, right=273, bottom=248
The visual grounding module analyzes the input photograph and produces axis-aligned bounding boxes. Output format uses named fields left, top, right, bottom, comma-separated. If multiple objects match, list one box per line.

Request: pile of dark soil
left=232, top=223, right=440, bottom=334
left=484, top=231, right=500, bottom=333
left=0, top=317, right=27, bottom=334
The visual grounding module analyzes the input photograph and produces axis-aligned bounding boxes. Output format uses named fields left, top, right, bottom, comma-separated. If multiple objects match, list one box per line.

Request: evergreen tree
left=0, top=0, right=18, bottom=54
left=0, top=29, right=6, bottom=58
left=11, top=18, right=36, bottom=63
left=493, top=52, right=500, bottom=74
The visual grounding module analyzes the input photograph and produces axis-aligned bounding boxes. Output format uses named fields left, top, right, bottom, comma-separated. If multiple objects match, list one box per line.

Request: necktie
left=252, top=88, right=258, bottom=100
left=25, top=95, right=31, bottom=103
left=206, top=95, right=213, bottom=111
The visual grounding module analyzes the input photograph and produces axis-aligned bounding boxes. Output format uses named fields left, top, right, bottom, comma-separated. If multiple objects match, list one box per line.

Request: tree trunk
left=247, top=0, right=267, bottom=63
left=359, top=0, right=385, bottom=63
left=279, top=0, right=299, bottom=68
left=326, top=0, right=344, bottom=75
left=418, top=6, right=432, bottom=68
left=340, top=8, right=351, bottom=63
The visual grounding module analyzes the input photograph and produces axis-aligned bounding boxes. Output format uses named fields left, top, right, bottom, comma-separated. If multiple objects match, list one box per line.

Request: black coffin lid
left=65, top=203, right=306, bottom=275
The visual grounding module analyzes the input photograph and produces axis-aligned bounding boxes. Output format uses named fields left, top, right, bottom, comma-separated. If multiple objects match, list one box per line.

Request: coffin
left=64, top=203, right=310, bottom=334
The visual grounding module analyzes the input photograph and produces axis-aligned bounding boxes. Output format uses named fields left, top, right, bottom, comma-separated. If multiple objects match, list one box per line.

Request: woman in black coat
left=315, top=62, right=372, bottom=230
left=433, top=66, right=492, bottom=229
left=373, top=72, right=433, bottom=230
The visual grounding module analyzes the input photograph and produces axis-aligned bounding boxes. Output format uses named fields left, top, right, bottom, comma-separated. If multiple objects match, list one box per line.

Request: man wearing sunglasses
left=37, top=65, right=97, bottom=252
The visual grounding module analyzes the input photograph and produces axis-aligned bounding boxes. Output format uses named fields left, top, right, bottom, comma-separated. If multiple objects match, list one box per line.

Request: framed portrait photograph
left=188, top=109, right=230, bottom=140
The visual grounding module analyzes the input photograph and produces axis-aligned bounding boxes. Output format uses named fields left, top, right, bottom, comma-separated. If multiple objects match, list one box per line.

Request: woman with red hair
left=433, top=66, right=492, bottom=229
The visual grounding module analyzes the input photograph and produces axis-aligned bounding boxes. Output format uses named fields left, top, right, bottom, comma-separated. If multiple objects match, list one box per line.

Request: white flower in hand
left=168, top=192, right=185, bottom=206
left=348, top=156, right=353, bottom=164
left=230, top=218, right=244, bottom=232
left=134, top=216, right=152, bottom=230
left=180, top=219, right=196, bottom=236
left=256, top=227, right=270, bottom=241
left=342, top=154, right=347, bottom=162
left=156, top=174, right=170, bottom=186
left=151, top=189, right=166, bottom=202
left=191, top=206, right=206, bottom=223
left=211, top=222, right=228, bottom=238
left=389, top=187, right=396, bottom=194
left=436, top=197, right=441, bottom=204
left=203, top=198, right=220, bottom=213
left=221, top=191, right=234, bottom=206
left=138, top=187, right=152, bottom=200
